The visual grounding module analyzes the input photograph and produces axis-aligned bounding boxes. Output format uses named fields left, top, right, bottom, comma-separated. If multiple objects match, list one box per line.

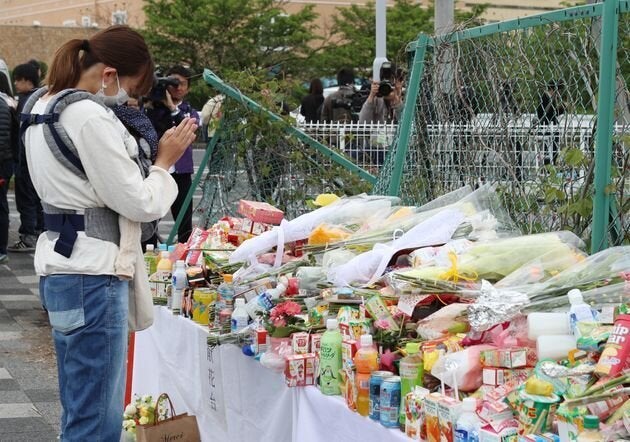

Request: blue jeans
left=39, top=275, right=129, bottom=442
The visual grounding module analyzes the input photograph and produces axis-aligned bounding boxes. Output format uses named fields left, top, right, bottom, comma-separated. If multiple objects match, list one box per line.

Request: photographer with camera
left=358, top=62, right=403, bottom=124
left=145, top=66, right=200, bottom=244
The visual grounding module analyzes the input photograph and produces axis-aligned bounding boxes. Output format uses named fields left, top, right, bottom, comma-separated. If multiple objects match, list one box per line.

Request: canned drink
left=380, top=376, right=401, bottom=428
left=369, top=371, right=393, bottom=421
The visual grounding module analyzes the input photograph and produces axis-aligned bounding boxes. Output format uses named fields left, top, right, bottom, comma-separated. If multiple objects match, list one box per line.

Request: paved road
left=0, top=146, right=210, bottom=440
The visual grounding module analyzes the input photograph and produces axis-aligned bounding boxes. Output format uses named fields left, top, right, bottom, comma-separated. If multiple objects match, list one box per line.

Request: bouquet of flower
left=122, top=395, right=157, bottom=439
left=261, top=300, right=305, bottom=338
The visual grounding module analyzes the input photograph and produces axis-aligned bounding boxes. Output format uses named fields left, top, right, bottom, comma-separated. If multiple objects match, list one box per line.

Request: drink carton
left=341, top=339, right=358, bottom=370
left=310, top=334, right=322, bottom=354
left=292, top=332, right=309, bottom=354
left=483, top=368, right=533, bottom=387
left=480, top=348, right=528, bottom=368
left=405, top=387, right=430, bottom=440
left=424, top=393, right=443, bottom=442
left=438, top=397, right=462, bottom=442
left=285, top=353, right=316, bottom=387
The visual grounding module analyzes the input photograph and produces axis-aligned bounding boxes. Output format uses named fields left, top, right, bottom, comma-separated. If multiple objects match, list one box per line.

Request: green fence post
left=591, top=0, right=619, bottom=253
left=166, top=127, right=222, bottom=245
left=388, top=34, right=430, bottom=196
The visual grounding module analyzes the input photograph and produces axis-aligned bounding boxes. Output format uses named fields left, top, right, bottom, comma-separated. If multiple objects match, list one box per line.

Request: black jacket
left=0, top=98, right=15, bottom=162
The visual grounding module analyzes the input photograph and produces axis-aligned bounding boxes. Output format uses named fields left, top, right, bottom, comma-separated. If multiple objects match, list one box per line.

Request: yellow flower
left=139, top=416, right=150, bottom=425
left=139, top=407, right=151, bottom=417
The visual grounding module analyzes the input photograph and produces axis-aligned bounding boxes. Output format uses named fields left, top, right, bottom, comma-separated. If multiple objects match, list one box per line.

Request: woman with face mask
left=22, top=26, right=197, bottom=441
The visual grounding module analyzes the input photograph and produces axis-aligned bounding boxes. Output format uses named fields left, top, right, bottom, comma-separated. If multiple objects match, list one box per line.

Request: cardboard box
left=480, top=348, right=528, bottom=368
left=292, top=332, right=310, bottom=354
left=438, top=397, right=462, bottom=442
left=238, top=199, right=284, bottom=225
left=483, top=368, right=533, bottom=386
left=285, top=353, right=316, bottom=387
left=424, top=393, right=443, bottom=442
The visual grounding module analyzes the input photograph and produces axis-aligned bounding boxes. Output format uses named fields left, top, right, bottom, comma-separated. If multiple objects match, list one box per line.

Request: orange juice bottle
left=354, top=334, right=379, bottom=416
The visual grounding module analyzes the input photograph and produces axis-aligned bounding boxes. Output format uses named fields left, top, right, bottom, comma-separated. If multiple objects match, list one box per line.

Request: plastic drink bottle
left=455, top=397, right=481, bottom=442
left=171, top=260, right=187, bottom=315
left=144, top=244, right=158, bottom=276
left=576, top=415, right=603, bottom=442
left=156, top=251, right=173, bottom=301
left=245, top=283, right=287, bottom=320
left=399, top=342, right=424, bottom=428
left=354, top=334, right=379, bottom=416
left=568, top=289, right=597, bottom=338
left=231, top=298, right=249, bottom=333
left=320, top=319, right=343, bottom=395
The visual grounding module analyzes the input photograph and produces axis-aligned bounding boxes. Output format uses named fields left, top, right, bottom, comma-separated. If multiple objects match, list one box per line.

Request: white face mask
left=96, top=73, right=129, bottom=107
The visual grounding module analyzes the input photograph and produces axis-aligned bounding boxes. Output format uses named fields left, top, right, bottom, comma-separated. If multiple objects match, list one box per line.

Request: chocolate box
left=238, top=200, right=284, bottom=225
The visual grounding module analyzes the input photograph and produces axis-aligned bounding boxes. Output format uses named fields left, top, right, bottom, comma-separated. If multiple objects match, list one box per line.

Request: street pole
left=372, top=0, right=388, bottom=82
left=435, top=0, right=455, bottom=97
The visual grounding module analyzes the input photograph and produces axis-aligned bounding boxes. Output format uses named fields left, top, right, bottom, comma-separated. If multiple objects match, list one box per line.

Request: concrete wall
left=0, top=25, right=98, bottom=71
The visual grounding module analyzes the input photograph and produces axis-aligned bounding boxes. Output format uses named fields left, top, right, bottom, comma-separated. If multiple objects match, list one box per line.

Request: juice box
left=438, top=397, right=462, bottom=442
left=285, top=353, right=316, bottom=387
left=424, top=393, right=442, bottom=442
left=479, top=423, right=518, bottom=442
left=341, top=339, right=358, bottom=370
left=292, top=332, right=310, bottom=354
left=405, top=387, right=430, bottom=440
left=480, top=348, right=528, bottom=368
left=310, top=334, right=322, bottom=354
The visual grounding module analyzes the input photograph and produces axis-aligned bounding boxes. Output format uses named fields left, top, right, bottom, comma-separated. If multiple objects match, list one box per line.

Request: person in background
left=146, top=65, right=200, bottom=244
left=0, top=78, right=15, bottom=264
left=358, top=64, right=403, bottom=124
left=24, top=26, right=196, bottom=440
left=536, top=80, right=565, bottom=165
left=300, top=78, right=324, bottom=123
left=9, top=63, right=42, bottom=252
left=320, top=68, right=356, bottom=123
left=28, top=59, right=43, bottom=85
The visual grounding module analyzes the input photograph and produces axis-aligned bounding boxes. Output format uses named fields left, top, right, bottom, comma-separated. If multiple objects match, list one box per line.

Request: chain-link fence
left=375, top=1, right=629, bottom=250
left=177, top=70, right=375, bottom=234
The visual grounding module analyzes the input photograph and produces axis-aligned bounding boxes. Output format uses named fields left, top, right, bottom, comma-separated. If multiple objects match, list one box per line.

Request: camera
left=377, top=62, right=393, bottom=98
left=147, top=75, right=180, bottom=102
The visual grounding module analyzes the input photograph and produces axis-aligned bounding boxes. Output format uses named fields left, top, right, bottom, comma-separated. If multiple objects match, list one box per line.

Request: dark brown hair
left=308, top=78, right=323, bottom=96
left=47, top=25, right=154, bottom=95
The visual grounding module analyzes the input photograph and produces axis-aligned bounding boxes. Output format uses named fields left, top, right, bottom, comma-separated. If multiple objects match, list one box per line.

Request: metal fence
left=375, top=0, right=630, bottom=251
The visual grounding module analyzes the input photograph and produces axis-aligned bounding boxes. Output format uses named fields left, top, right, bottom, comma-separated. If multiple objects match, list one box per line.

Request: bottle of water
left=455, top=397, right=480, bottom=442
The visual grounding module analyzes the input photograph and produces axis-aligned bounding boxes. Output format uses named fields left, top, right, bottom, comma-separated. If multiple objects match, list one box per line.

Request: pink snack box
left=238, top=200, right=284, bottom=225
left=292, top=332, right=310, bottom=355
left=285, top=353, right=316, bottom=387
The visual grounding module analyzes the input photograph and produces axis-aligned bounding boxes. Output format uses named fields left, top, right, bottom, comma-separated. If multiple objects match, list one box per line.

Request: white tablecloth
left=132, top=307, right=409, bottom=442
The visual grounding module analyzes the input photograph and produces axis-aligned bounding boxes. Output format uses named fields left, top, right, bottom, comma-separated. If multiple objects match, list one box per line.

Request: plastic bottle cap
left=326, top=319, right=338, bottom=330
left=223, top=274, right=233, bottom=283
left=146, top=244, right=155, bottom=252
left=568, top=289, right=583, bottom=305
left=235, top=298, right=245, bottom=306
left=462, top=397, right=477, bottom=412
left=583, top=415, right=600, bottom=430
left=158, top=244, right=167, bottom=251
left=360, top=334, right=373, bottom=347
left=168, top=245, right=176, bottom=253
left=406, top=342, right=420, bottom=355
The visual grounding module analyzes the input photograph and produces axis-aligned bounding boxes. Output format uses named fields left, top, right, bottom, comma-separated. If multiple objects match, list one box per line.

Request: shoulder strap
left=20, top=88, right=106, bottom=181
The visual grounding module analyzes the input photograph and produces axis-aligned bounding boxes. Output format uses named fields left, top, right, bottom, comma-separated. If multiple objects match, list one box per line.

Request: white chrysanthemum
left=124, top=404, right=137, bottom=416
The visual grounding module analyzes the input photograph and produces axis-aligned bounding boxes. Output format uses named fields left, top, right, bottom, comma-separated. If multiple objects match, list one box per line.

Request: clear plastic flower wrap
left=524, top=245, right=630, bottom=301
left=394, top=231, right=584, bottom=293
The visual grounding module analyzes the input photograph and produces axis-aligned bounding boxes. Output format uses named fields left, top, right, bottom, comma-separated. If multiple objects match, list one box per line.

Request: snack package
left=184, top=227, right=210, bottom=265
left=238, top=199, right=284, bottom=225
left=483, top=368, right=532, bottom=387
left=594, top=314, right=630, bottom=377
left=416, top=303, right=469, bottom=340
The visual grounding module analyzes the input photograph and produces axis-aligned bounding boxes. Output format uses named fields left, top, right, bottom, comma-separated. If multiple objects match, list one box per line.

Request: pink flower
left=282, top=301, right=301, bottom=316
left=272, top=317, right=287, bottom=327
left=374, top=319, right=391, bottom=330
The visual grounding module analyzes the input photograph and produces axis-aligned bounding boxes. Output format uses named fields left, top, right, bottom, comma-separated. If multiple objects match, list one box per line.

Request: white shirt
left=25, top=97, right=177, bottom=276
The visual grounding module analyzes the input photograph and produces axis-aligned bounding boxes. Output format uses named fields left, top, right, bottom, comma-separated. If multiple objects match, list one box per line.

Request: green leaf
left=564, top=148, right=585, bottom=167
